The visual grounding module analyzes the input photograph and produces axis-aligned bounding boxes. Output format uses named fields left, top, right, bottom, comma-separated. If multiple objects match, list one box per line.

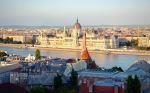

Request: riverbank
left=0, top=43, right=150, bottom=56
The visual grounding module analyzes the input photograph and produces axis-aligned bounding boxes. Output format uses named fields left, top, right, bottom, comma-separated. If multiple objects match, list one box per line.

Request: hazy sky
left=0, top=0, right=150, bottom=26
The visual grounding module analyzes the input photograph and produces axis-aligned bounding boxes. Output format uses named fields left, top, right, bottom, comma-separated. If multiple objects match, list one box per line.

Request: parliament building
left=37, top=19, right=119, bottom=50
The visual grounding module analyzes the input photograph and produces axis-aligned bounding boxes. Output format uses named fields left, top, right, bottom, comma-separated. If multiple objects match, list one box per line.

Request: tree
left=126, top=41, right=131, bottom=47
left=70, top=69, right=78, bottom=88
left=133, top=75, right=141, bottom=93
left=0, top=51, right=8, bottom=58
left=111, top=66, right=124, bottom=72
left=126, top=75, right=134, bottom=93
left=53, top=72, right=78, bottom=93
left=35, top=49, right=41, bottom=60
left=131, top=39, right=138, bottom=48
left=125, top=75, right=141, bottom=93
left=5, top=37, right=13, bottom=43
left=0, top=51, right=8, bottom=61
left=53, top=74, right=62, bottom=92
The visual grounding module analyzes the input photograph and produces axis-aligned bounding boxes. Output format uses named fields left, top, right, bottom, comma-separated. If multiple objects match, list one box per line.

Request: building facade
left=37, top=19, right=119, bottom=50
left=2, top=34, right=33, bottom=43
left=78, top=71, right=125, bottom=93
left=138, top=37, right=150, bottom=47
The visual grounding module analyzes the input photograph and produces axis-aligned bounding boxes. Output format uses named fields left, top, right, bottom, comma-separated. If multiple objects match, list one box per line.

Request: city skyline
left=0, top=0, right=150, bottom=26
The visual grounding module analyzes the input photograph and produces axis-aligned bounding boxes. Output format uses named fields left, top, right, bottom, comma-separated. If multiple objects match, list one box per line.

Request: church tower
left=81, top=32, right=91, bottom=61
left=81, top=31, right=97, bottom=69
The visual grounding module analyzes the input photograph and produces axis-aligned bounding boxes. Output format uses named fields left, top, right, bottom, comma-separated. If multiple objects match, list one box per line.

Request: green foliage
left=126, top=41, right=131, bottom=46
left=125, top=75, right=141, bottom=93
left=111, top=66, right=124, bottom=72
left=25, top=40, right=34, bottom=44
left=0, top=51, right=8, bottom=58
left=53, top=74, right=62, bottom=91
left=0, top=51, right=8, bottom=61
left=12, top=41, right=22, bottom=44
left=30, top=86, right=48, bottom=93
left=5, top=37, right=13, bottom=43
left=123, top=39, right=138, bottom=47
left=133, top=75, right=141, bottom=93
left=53, top=71, right=78, bottom=93
left=0, top=37, right=22, bottom=44
left=136, top=46, right=150, bottom=51
left=130, top=39, right=150, bottom=51
left=35, top=49, right=41, bottom=60
left=131, top=39, right=138, bottom=47
left=70, top=69, right=78, bottom=88
left=126, top=75, right=134, bottom=93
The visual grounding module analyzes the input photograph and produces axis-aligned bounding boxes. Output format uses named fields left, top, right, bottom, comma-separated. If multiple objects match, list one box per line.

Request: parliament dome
left=73, top=18, right=81, bottom=30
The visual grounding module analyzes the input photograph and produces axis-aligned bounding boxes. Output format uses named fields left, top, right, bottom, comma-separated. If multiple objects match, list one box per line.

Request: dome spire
left=73, top=18, right=81, bottom=29
left=77, top=17, right=78, bottom=23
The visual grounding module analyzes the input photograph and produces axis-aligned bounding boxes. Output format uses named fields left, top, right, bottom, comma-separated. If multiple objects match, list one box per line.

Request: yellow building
left=138, top=37, right=150, bottom=47
left=3, top=34, right=33, bottom=43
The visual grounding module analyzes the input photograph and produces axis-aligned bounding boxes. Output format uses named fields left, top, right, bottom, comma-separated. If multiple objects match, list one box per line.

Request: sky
left=0, top=0, right=150, bottom=26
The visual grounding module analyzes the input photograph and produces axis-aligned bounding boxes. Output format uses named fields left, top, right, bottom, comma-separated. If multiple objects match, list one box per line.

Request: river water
left=0, top=46, right=149, bottom=70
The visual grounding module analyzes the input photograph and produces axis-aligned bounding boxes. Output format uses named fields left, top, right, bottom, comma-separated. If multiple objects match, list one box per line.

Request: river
left=0, top=46, right=149, bottom=70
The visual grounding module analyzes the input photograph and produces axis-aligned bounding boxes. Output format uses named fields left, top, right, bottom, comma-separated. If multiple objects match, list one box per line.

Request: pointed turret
left=73, top=18, right=81, bottom=30
left=81, top=31, right=97, bottom=69
left=77, top=17, right=79, bottom=23
left=81, top=32, right=91, bottom=61
left=63, top=26, right=67, bottom=37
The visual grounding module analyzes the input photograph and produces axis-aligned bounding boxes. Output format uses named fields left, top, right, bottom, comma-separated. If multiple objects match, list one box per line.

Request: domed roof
left=73, top=18, right=81, bottom=29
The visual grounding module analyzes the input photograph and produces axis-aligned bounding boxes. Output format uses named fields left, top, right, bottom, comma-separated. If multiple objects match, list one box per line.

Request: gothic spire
left=77, top=17, right=78, bottom=23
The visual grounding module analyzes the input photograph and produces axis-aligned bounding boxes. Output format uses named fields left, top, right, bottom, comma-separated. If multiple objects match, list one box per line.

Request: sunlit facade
left=37, top=19, right=119, bottom=50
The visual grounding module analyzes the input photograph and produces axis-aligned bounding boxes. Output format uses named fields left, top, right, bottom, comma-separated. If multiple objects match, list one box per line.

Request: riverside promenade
left=0, top=43, right=150, bottom=56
